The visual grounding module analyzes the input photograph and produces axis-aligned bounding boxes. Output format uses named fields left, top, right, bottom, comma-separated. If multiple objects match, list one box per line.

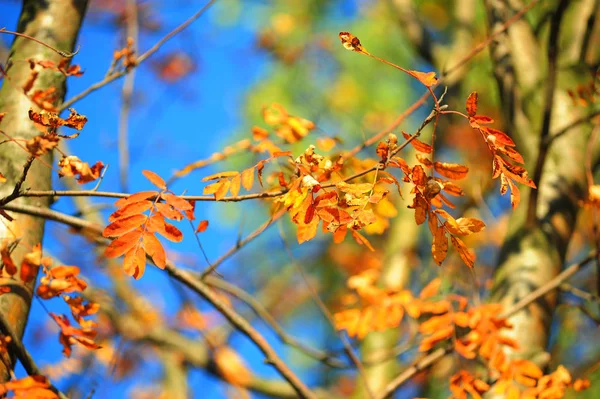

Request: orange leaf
left=466, top=92, right=478, bottom=117
left=142, top=170, right=167, bottom=190
left=196, top=220, right=209, bottom=233
left=411, top=165, right=427, bottom=186
left=409, top=70, right=438, bottom=87
left=432, top=227, right=448, bottom=265
left=153, top=219, right=183, bottom=242
left=444, top=217, right=486, bottom=236
left=103, top=214, right=147, bottom=238
left=124, top=246, right=146, bottom=279
left=402, top=131, right=432, bottom=153
left=104, top=229, right=143, bottom=258
left=143, top=233, right=166, bottom=269
left=214, top=346, right=252, bottom=387
left=351, top=230, right=375, bottom=251
left=154, top=202, right=184, bottom=221
left=21, top=243, right=42, bottom=283
left=434, top=162, right=469, bottom=180
left=0, top=240, right=17, bottom=276
left=241, top=168, right=254, bottom=191
left=420, top=278, right=441, bottom=299
left=471, top=115, right=494, bottom=125
left=114, top=191, right=158, bottom=207
left=108, top=200, right=152, bottom=222
left=451, top=236, right=474, bottom=268
left=162, top=193, right=193, bottom=210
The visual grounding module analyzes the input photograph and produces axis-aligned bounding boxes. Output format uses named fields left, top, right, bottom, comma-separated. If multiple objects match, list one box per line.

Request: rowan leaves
left=466, top=92, right=535, bottom=208
left=103, top=170, right=193, bottom=279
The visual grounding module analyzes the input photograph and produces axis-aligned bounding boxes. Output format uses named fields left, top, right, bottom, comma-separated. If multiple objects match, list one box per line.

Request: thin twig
left=277, top=223, right=376, bottom=399
left=0, top=156, right=34, bottom=206
left=59, top=0, right=217, bottom=112
left=544, top=108, right=600, bottom=144
left=199, top=208, right=286, bottom=278
left=0, top=27, right=79, bottom=57
left=205, top=276, right=347, bottom=368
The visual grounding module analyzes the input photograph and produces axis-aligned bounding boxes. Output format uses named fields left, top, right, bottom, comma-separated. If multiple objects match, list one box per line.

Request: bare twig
left=59, top=0, right=217, bottom=112
left=0, top=156, right=34, bottom=206
left=200, top=208, right=286, bottom=278
left=277, top=223, right=375, bottom=399
left=205, top=276, right=347, bottom=368
left=0, top=27, right=79, bottom=57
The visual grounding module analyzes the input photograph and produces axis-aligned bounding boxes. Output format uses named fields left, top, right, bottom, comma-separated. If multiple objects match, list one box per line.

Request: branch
left=0, top=27, right=79, bottom=57
left=0, top=204, right=316, bottom=398
left=59, top=0, right=217, bottom=112
left=165, top=264, right=317, bottom=398
left=0, top=312, right=68, bottom=399
left=200, top=208, right=286, bottom=278
left=205, top=276, right=347, bottom=368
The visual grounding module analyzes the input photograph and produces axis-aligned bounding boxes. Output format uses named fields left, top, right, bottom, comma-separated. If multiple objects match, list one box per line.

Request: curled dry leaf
left=28, top=108, right=87, bottom=130
left=339, top=31, right=368, bottom=53
left=58, top=156, right=104, bottom=184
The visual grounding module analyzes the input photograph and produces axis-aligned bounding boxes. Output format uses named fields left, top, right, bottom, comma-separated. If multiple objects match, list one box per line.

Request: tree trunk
left=0, top=0, right=88, bottom=381
left=486, top=0, right=600, bottom=375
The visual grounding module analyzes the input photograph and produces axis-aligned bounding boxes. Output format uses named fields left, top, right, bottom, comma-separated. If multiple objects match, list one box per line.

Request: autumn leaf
left=104, top=230, right=143, bottom=258
left=162, top=193, right=193, bottom=211
left=409, top=70, right=438, bottom=87
left=339, top=31, right=367, bottom=53
left=466, top=92, right=478, bottom=117
left=432, top=227, right=448, bottom=265
left=434, top=162, right=469, bottom=180
left=241, top=168, right=254, bottom=191
left=196, top=220, right=209, bottom=233
left=143, top=233, right=166, bottom=269
left=21, top=243, right=43, bottom=283
left=451, top=236, right=475, bottom=268
left=28, top=108, right=87, bottom=130
left=123, top=245, right=146, bottom=279
left=103, top=214, right=147, bottom=238
left=214, top=346, right=252, bottom=388
left=142, top=170, right=167, bottom=190
left=58, top=156, right=104, bottom=184
left=108, top=200, right=153, bottom=222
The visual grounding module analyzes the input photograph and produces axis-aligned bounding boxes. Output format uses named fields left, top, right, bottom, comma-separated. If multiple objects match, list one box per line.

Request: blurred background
left=1, top=0, right=599, bottom=398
